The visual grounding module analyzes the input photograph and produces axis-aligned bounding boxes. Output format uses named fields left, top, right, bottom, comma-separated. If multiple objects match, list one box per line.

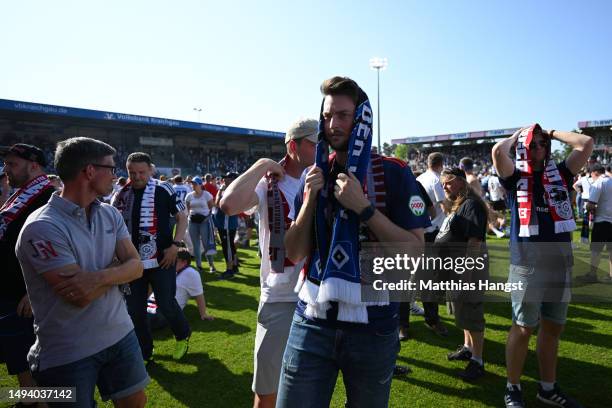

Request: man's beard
left=325, top=133, right=349, bottom=152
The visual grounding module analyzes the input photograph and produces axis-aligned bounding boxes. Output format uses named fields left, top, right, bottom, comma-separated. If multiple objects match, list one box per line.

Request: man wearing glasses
left=16, top=137, right=149, bottom=407
left=0, top=144, right=54, bottom=397
left=112, top=152, right=190, bottom=363
left=492, top=126, right=592, bottom=408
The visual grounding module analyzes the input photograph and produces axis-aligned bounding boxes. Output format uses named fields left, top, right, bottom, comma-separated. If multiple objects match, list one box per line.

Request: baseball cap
left=0, top=143, right=47, bottom=167
left=284, top=118, right=318, bottom=144
left=191, top=176, right=203, bottom=185
left=223, top=172, right=239, bottom=179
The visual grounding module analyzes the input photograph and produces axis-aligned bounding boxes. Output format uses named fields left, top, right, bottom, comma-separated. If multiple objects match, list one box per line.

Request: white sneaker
left=410, top=302, right=425, bottom=316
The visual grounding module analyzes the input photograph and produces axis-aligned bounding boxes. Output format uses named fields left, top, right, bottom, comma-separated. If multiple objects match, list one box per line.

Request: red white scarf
left=266, top=156, right=296, bottom=287
left=0, top=175, right=52, bottom=241
left=112, top=178, right=160, bottom=269
left=515, top=124, right=576, bottom=237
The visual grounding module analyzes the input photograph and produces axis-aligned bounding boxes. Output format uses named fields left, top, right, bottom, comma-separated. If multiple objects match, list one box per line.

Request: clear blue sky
left=2, top=0, right=611, bottom=145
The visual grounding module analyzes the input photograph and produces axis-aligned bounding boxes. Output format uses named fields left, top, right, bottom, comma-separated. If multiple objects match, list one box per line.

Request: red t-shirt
left=203, top=182, right=218, bottom=198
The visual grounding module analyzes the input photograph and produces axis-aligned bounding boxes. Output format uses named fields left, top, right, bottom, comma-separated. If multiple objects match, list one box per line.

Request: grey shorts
left=508, top=264, right=571, bottom=327
left=451, top=302, right=485, bottom=332
left=252, top=301, right=296, bottom=395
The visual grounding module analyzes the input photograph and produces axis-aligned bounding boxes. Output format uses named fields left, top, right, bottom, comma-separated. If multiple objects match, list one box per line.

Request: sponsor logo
left=409, top=195, right=426, bottom=216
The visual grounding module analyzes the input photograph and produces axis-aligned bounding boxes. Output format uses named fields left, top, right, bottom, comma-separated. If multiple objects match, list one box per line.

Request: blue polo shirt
left=499, top=161, right=575, bottom=267
left=291, top=157, right=430, bottom=333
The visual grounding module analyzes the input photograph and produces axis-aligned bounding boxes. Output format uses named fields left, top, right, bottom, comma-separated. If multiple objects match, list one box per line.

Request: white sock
left=540, top=381, right=555, bottom=391
left=463, top=344, right=473, bottom=352
left=507, top=381, right=521, bottom=391
left=470, top=356, right=483, bottom=366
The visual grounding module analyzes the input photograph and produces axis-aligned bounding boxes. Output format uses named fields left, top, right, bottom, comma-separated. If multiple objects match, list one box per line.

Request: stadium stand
left=0, top=98, right=286, bottom=177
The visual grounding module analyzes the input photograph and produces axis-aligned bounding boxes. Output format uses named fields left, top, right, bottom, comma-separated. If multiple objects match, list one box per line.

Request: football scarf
left=266, top=155, right=296, bottom=287
left=297, top=87, right=386, bottom=323
left=0, top=175, right=53, bottom=241
left=515, top=124, right=576, bottom=237
left=112, top=178, right=160, bottom=269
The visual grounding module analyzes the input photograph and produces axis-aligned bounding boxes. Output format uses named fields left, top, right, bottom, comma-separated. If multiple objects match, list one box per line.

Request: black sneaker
left=458, top=359, right=484, bottom=381
left=537, top=383, right=583, bottom=407
left=393, top=364, right=412, bottom=377
left=504, top=385, right=525, bottom=408
left=425, top=321, right=449, bottom=337
left=447, top=345, right=472, bottom=361
left=218, top=270, right=235, bottom=280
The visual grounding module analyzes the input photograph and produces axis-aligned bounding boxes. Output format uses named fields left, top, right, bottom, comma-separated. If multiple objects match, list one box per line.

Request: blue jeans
left=276, top=313, right=399, bottom=408
left=188, top=218, right=214, bottom=268
left=32, top=330, right=149, bottom=407
left=127, top=266, right=191, bottom=360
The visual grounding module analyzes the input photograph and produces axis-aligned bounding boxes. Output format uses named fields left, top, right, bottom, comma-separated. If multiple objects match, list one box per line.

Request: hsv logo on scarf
left=0, top=175, right=53, bottom=241
left=112, top=178, right=160, bottom=269
left=266, top=155, right=296, bottom=287
left=515, top=124, right=576, bottom=237
left=297, top=87, right=388, bottom=324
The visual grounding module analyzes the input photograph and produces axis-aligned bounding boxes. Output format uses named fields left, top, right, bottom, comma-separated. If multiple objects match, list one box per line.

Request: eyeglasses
left=91, top=164, right=117, bottom=175
left=529, top=141, right=548, bottom=149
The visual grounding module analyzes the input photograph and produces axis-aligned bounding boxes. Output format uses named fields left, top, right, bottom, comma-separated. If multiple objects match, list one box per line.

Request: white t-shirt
left=174, top=184, right=191, bottom=205
left=488, top=176, right=506, bottom=202
left=417, top=169, right=446, bottom=232
left=589, top=176, right=612, bottom=223
left=253, top=175, right=303, bottom=303
left=185, top=190, right=214, bottom=216
left=175, top=266, right=204, bottom=310
left=580, top=176, right=593, bottom=199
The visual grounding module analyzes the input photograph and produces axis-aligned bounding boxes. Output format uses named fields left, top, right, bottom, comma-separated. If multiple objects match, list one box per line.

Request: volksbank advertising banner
left=0, top=98, right=284, bottom=139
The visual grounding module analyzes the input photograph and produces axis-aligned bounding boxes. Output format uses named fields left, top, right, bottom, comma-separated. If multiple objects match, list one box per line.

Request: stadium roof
left=578, top=118, right=612, bottom=129
left=391, top=127, right=521, bottom=145
left=0, top=98, right=285, bottom=140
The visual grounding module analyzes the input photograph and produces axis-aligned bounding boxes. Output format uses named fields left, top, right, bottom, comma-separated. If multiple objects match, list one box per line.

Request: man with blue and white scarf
left=277, top=76, right=430, bottom=408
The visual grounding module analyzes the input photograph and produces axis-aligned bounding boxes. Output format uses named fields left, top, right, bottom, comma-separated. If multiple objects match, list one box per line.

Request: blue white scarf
left=297, top=88, right=386, bottom=323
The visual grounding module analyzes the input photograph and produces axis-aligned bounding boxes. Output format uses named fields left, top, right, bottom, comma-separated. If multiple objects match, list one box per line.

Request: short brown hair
left=427, top=152, right=444, bottom=169
left=177, top=247, right=192, bottom=263
left=320, top=76, right=360, bottom=106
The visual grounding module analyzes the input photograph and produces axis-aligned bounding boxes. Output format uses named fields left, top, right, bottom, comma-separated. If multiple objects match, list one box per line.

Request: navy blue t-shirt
left=291, top=157, right=431, bottom=333
left=499, top=161, right=574, bottom=267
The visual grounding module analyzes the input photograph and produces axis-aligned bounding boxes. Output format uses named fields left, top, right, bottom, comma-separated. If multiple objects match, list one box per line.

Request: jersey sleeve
left=387, top=162, right=431, bottom=230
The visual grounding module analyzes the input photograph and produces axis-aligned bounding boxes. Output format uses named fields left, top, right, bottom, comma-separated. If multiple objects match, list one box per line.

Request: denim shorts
left=508, top=264, right=571, bottom=327
left=33, top=330, right=149, bottom=407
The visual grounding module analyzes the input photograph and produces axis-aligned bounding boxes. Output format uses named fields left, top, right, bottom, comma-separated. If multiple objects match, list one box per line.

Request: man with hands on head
left=220, top=118, right=317, bottom=408
left=492, top=126, right=592, bottom=408
left=16, top=137, right=148, bottom=408
left=112, top=152, right=191, bottom=362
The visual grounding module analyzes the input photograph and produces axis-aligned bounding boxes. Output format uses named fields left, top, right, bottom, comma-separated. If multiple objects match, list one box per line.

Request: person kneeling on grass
left=148, top=247, right=214, bottom=330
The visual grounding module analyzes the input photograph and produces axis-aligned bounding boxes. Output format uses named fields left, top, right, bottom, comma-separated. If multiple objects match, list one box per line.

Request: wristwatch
left=358, top=203, right=376, bottom=222
left=172, top=240, right=183, bottom=247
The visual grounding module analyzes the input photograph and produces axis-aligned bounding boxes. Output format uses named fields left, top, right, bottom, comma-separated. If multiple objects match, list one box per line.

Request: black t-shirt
left=435, top=197, right=487, bottom=245
left=1, top=187, right=55, bottom=304
left=130, top=183, right=182, bottom=263
left=434, top=197, right=489, bottom=291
